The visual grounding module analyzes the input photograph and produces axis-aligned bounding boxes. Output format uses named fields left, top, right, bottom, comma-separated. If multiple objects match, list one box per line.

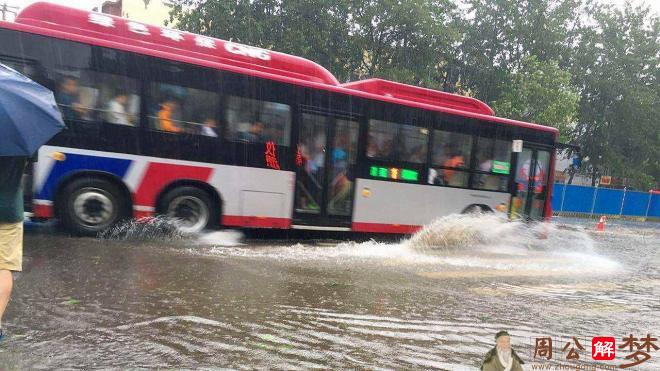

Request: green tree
left=168, top=0, right=458, bottom=86
left=168, top=0, right=354, bottom=81
left=570, top=2, right=659, bottom=188
left=492, top=56, right=579, bottom=138
left=457, top=0, right=581, bottom=103
left=347, top=0, right=458, bottom=86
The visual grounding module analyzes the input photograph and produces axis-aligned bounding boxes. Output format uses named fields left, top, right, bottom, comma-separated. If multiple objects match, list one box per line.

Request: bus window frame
left=140, top=55, right=224, bottom=163
left=424, top=116, right=517, bottom=193
left=219, top=71, right=297, bottom=170
left=360, top=101, right=430, bottom=184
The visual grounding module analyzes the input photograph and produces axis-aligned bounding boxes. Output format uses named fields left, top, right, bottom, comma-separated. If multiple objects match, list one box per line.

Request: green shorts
left=0, top=222, right=23, bottom=272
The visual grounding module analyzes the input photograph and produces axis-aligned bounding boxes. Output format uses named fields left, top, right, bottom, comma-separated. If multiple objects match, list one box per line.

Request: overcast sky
left=4, top=0, right=659, bottom=18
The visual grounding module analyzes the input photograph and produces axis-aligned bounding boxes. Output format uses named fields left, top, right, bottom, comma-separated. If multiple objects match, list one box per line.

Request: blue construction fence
left=552, top=184, right=660, bottom=218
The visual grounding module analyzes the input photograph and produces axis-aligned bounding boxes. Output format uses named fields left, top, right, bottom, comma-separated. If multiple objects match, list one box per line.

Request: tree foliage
left=492, top=56, right=579, bottom=138
left=169, top=0, right=660, bottom=189
left=569, top=2, right=659, bottom=188
left=457, top=0, right=581, bottom=103
left=169, top=0, right=457, bottom=85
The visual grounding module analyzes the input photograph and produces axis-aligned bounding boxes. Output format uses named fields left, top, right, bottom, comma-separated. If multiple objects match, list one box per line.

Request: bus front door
left=511, top=147, right=551, bottom=220
left=293, top=111, right=360, bottom=228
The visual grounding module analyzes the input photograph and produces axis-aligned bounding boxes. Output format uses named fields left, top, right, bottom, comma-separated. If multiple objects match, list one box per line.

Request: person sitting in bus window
left=307, top=139, right=325, bottom=176
left=201, top=118, right=219, bottom=137
left=332, top=134, right=349, bottom=172
left=104, top=90, right=134, bottom=126
left=472, top=152, right=490, bottom=186
left=442, top=152, right=465, bottom=185
left=408, top=144, right=426, bottom=163
left=238, top=121, right=265, bottom=142
left=57, top=76, right=87, bottom=121
left=366, top=135, right=379, bottom=158
left=157, top=96, right=183, bottom=133
left=429, top=168, right=442, bottom=185
left=379, top=139, right=395, bottom=159
left=478, top=154, right=493, bottom=172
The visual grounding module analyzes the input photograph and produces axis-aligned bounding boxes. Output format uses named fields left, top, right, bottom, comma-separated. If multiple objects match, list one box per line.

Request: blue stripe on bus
left=38, top=153, right=132, bottom=200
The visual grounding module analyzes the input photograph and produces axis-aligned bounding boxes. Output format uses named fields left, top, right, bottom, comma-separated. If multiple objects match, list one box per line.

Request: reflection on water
left=1, top=216, right=658, bottom=369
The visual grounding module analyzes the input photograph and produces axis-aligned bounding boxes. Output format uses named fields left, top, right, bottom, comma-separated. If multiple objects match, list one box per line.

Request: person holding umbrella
left=0, top=63, right=65, bottom=341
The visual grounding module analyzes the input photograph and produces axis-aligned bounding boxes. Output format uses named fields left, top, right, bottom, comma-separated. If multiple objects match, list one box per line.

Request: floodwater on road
left=1, top=215, right=658, bottom=370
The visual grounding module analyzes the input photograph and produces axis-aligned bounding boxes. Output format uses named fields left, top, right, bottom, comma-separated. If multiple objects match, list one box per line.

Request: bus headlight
left=50, top=152, right=66, bottom=161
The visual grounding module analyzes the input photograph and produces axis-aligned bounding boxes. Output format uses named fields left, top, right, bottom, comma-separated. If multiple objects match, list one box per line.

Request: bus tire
left=59, top=177, right=129, bottom=236
left=158, top=186, right=217, bottom=234
left=462, top=204, right=492, bottom=215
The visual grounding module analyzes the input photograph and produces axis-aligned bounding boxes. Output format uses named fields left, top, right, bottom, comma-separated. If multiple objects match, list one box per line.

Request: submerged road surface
left=1, top=215, right=659, bottom=370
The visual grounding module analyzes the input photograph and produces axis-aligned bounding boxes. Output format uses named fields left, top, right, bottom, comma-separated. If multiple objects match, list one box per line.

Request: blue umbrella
left=0, top=63, right=66, bottom=156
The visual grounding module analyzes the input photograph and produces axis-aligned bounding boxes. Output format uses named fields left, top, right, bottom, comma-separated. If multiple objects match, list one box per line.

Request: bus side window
left=472, top=138, right=512, bottom=191
left=147, top=83, right=219, bottom=136
left=54, top=71, right=140, bottom=126
left=367, top=119, right=428, bottom=163
left=428, top=130, right=472, bottom=187
left=225, top=96, right=291, bottom=146
left=0, top=59, right=52, bottom=89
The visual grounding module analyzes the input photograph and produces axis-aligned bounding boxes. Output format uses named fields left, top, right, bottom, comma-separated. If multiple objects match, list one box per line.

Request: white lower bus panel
left=351, top=178, right=510, bottom=233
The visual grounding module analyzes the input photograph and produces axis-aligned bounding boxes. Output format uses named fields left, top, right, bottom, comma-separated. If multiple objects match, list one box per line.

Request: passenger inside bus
left=57, top=76, right=88, bottom=121
left=379, top=139, right=395, bottom=159
left=104, top=90, right=134, bottom=126
left=477, top=152, right=493, bottom=172
left=408, top=144, right=427, bottom=163
left=200, top=118, right=219, bottom=137
left=296, top=141, right=322, bottom=213
left=332, top=135, right=349, bottom=173
left=157, top=96, right=183, bottom=133
left=443, top=152, right=465, bottom=185
left=328, top=134, right=353, bottom=214
left=366, top=135, right=379, bottom=158
left=238, top=121, right=265, bottom=142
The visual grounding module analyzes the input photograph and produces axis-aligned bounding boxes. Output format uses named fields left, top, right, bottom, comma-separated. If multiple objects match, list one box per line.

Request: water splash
left=98, top=216, right=187, bottom=241
left=405, top=214, right=595, bottom=253
left=403, top=214, right=620, bottom=275
left=180, top=213, right=618, bottom=275
left=405, top=214, right=520, bottom=251
left=197, top=230, right=245, bottom=247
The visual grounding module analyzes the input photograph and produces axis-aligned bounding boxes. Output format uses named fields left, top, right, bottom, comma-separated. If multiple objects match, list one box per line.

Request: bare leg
left=0, top=269, right=12, bottom=327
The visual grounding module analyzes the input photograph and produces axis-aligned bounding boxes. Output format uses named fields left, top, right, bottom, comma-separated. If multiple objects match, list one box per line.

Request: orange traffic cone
left=596, top=216, right=606, bottom=231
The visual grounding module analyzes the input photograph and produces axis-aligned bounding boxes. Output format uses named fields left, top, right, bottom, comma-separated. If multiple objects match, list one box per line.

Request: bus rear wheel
left=462, top=204, right=492, bottom=215
left=59, top=177, right=129, bottom=236
left=158, top=186, right=217, bottom=234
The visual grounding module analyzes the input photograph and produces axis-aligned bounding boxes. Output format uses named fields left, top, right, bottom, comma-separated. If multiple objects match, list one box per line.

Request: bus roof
left=13, top=1, right=340, bottom=86
left=3, top=2, right=558, bottom=136
left=342, top=79, right=495, bottom=116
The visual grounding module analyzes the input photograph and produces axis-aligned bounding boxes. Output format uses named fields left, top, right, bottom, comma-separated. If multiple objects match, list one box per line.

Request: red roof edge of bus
left=2, top=5, right=559, bottom=136
left=13, top=1, right=340, bottom=86
left=342, top=79, right=496, bottom=116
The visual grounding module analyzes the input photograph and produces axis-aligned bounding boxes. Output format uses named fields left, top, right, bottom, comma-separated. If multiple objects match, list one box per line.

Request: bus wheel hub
left=73, top=189, right=114, bottom=225
left=167, top=195, right=209, bottom=232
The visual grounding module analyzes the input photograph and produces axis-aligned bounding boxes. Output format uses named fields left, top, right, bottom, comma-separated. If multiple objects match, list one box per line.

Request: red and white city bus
left=0, top=2, right=557, bottom=235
